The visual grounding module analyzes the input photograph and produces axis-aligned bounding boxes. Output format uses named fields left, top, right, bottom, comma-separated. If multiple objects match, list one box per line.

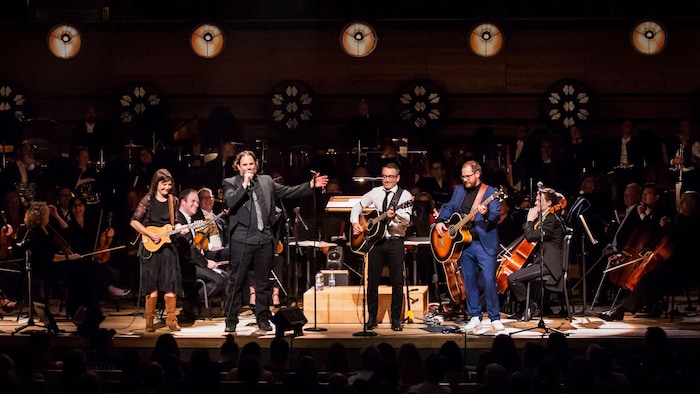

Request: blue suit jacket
left=437, top=184, right=501, bottom=256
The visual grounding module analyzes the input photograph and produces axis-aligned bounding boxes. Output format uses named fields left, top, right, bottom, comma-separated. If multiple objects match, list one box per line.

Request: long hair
left=148, top=168, right=175, bottom=196
left=24, top=201, right=48, bottom=229
left=233, top=150, right=259, bottom=174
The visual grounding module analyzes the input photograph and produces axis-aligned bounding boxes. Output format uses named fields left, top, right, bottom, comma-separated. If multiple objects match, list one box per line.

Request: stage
left=2, top=296, right=700, bottom=365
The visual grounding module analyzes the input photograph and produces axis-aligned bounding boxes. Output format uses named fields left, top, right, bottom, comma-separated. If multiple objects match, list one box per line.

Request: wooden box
left=302, top=285, right=428, bottom=324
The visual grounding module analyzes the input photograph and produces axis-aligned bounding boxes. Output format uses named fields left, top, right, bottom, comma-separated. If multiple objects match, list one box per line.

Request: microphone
left=293, top=207, right=309, bottom=231
left=537, top=181, right=544, bottom=190
left=310, top=170, right=319, bottom=176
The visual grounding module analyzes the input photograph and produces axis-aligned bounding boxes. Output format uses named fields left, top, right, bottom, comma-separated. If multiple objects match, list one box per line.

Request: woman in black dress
left=130, top=169, right=185, bottom=332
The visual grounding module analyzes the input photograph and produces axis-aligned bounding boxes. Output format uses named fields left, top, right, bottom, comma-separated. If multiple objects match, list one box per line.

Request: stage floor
left=2, top=298, right=700, bottom=362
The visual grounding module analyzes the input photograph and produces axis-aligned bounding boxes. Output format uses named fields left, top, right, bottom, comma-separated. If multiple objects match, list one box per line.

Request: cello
left=495, top=193, right=567, bottom=294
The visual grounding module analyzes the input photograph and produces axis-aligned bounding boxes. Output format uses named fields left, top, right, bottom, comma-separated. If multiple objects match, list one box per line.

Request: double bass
left=495, top=193, right=567, bottom=294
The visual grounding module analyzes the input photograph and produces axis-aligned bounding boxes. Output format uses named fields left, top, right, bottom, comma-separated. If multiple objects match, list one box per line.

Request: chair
left=196, top=278, right=212, bottom=320
left=524, top=227, right=574, bottom=321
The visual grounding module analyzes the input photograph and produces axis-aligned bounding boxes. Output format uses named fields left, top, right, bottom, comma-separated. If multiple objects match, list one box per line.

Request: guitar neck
left=456, top=195, right=495, bottom=229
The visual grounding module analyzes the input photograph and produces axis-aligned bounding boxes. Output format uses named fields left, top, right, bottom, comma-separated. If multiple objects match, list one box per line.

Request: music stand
left=575, top=214, right=598, bottom=316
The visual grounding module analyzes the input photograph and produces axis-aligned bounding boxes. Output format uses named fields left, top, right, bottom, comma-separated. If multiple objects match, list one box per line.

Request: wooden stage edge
left=2, top=299, right=700, bottom=361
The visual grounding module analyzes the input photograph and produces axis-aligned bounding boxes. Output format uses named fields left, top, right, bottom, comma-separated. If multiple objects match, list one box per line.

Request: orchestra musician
left=176, top=188, right=228, bottom=323
left=600, top=191, right=699, bottom=321
left=130, top=169, right=188, bottom=332
left=506, top=187, right=566, bottom=321
left=351, top=162, right=413, bottom=332
left=222, top=150, right=328, bottom=333
left=598, top=183, right=669, bottom=321
left=434, top=160, right=504, bottom=332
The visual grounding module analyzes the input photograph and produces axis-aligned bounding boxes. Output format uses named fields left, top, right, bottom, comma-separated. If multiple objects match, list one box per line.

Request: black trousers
left=507, top=262, right=552, bottom=303
left=366, top=238, right=405, bottom=323
left=225, top=240, right=274, bottom=325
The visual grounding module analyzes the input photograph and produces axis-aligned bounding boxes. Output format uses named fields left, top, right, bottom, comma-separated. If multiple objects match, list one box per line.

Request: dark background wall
left=2, top=2, right=700, bottom=158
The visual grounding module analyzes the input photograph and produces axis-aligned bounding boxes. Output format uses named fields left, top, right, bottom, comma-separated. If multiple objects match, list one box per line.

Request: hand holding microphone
left=309, top=170, right=329, bottom=189
left=243, top=171, right=255, bottom=190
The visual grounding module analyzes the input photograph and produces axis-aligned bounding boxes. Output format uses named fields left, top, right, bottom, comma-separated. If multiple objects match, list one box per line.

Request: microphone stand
left=353, top=254, right=377, bottom=337
left=305, top=173, right=326, bottom=332
left=278, top=198, right=295, bottom=305
left=14, top=250, right=60, bottom=335
left=511, top=187, right=566, bottom=337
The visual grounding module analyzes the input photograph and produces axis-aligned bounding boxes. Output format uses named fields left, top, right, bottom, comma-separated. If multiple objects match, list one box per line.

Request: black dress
left=132, top=195, right=184, bottom=297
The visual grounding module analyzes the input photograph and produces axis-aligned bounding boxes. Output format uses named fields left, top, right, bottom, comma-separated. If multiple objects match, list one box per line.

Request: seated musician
left=506, top=187, right=566, bottom=321
left=176, top=189, right=229, bottom=323
left=18, top=201, right=109, bottom=334
left=59, top=195, right=131, bottom=301
left=600, top=190, right=699, bottom=321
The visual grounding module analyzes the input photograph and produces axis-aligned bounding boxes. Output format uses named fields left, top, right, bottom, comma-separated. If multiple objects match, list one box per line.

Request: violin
left=193, top=209, right=230, bottom=251
left=495, top=193, right=567, bottom=294
left=1, top=211, right=13, bottom=261
left=94, top=212, right=114, bottom=264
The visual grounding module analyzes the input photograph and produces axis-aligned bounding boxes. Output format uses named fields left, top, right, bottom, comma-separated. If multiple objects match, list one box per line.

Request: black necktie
left=382, top=189, right=392, bottom=212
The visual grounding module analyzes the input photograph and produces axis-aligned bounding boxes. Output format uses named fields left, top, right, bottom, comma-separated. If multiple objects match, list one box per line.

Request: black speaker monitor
left=272, top=307, right=308, bottom=337
left=326, top=246, right=343, bottom=269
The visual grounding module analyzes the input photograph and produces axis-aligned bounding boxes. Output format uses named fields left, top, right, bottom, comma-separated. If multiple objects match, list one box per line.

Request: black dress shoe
left=599, top=307, right=625, bottom=321
left=258, top=318, right=273, bottom=331
left=519, top=302, right=539, bottom=322
left=364, top=318, right=377, bottom=331
left=391, top=320, right=403, bottom=331
left=225, top=319, right=237, bottom=332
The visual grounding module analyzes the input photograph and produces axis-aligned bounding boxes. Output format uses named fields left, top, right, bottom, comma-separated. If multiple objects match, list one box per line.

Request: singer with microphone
left=506, top=186, right=566, bottom=321
left=222, top=150, right=328, bottom=333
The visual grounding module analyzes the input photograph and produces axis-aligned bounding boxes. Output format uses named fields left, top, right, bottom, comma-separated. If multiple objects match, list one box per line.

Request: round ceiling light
left=340, top=21, right=378, bottom=57
left=631, top=20, right=667, bottom=55
left=47, top=24, right=82, bottom=59
left=190, top=23, right=225, bottom=58
left=469, top=22, right=504, bottom=57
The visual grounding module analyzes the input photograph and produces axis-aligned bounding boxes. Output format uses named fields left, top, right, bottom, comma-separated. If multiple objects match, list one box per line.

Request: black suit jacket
left=222, top=174, right=314, bottom=244
left=176, top=210, right=208, bottom=269
left=523, top=213, right=565, bottom=284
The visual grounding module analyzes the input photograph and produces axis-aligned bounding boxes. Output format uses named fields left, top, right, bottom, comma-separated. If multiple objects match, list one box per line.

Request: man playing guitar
left=351, top=162, right=412, bottom=332
left=433, top=160, right=504, bottom=333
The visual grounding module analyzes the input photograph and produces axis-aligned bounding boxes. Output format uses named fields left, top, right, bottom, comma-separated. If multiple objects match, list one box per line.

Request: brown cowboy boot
left=145, top=294, right=158, bottom=332
left=165, top=295, right=181, bottom=331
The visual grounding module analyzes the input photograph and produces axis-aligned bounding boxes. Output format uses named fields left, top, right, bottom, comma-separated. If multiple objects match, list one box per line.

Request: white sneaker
left=491, top=320, right=505, bottom=331
left=463, top=316, right=481, bottom=333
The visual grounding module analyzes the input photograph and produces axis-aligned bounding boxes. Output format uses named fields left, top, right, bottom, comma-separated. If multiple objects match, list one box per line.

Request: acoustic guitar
left=350, top=200, right=413, bottom=255
left=430, top=186, right=507, bottom=264
left=142, top=209, right=229, bottom=253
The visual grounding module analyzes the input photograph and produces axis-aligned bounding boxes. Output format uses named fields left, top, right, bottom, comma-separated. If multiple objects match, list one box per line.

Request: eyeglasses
left=200, top=196, right=214, bottom=200
left=382, top=175, right=398, bottom=179
left=461, top=173, right=475, bottom=179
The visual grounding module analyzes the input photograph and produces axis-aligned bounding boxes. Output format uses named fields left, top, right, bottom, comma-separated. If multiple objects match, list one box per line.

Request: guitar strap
left=389, top=187, right=404, bottom=211
left=471, top=183, right=488, bottom=213
left=168, top=195, right=175, bottom=226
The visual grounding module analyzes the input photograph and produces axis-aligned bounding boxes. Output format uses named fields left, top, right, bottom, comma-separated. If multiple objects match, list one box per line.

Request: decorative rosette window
left=119, top=83, right=163, bottom=124
left=395, top=79, right=445, bottom=137
left=542, top=79, right=593, bottom=132
left=268, top=80, right=315, bottom=133
left=0, top=83, right=25, bottom=122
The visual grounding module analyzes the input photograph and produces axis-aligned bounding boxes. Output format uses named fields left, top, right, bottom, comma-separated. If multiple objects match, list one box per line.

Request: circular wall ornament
left=119, top=82, right=163, bottom=124
left=0, top=83, right=26, bottom=122
left=395, top=79, right=445, bottom=134
left=268, top=80, right=315, bottom=133
left=542, top=79, right=593, bottom=132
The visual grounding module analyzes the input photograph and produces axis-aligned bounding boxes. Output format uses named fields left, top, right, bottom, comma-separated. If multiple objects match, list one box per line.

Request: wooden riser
left=303, top=285, right=428, bottom=324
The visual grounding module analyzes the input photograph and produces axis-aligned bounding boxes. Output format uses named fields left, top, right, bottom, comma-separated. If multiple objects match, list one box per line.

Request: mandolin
left=350, top=199, right=413, bottom=255
left=430, top=186, right=507, bottom=264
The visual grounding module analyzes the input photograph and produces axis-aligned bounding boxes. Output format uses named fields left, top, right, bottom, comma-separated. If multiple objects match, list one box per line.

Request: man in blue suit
left=434, top=160, right=504, bottom=332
